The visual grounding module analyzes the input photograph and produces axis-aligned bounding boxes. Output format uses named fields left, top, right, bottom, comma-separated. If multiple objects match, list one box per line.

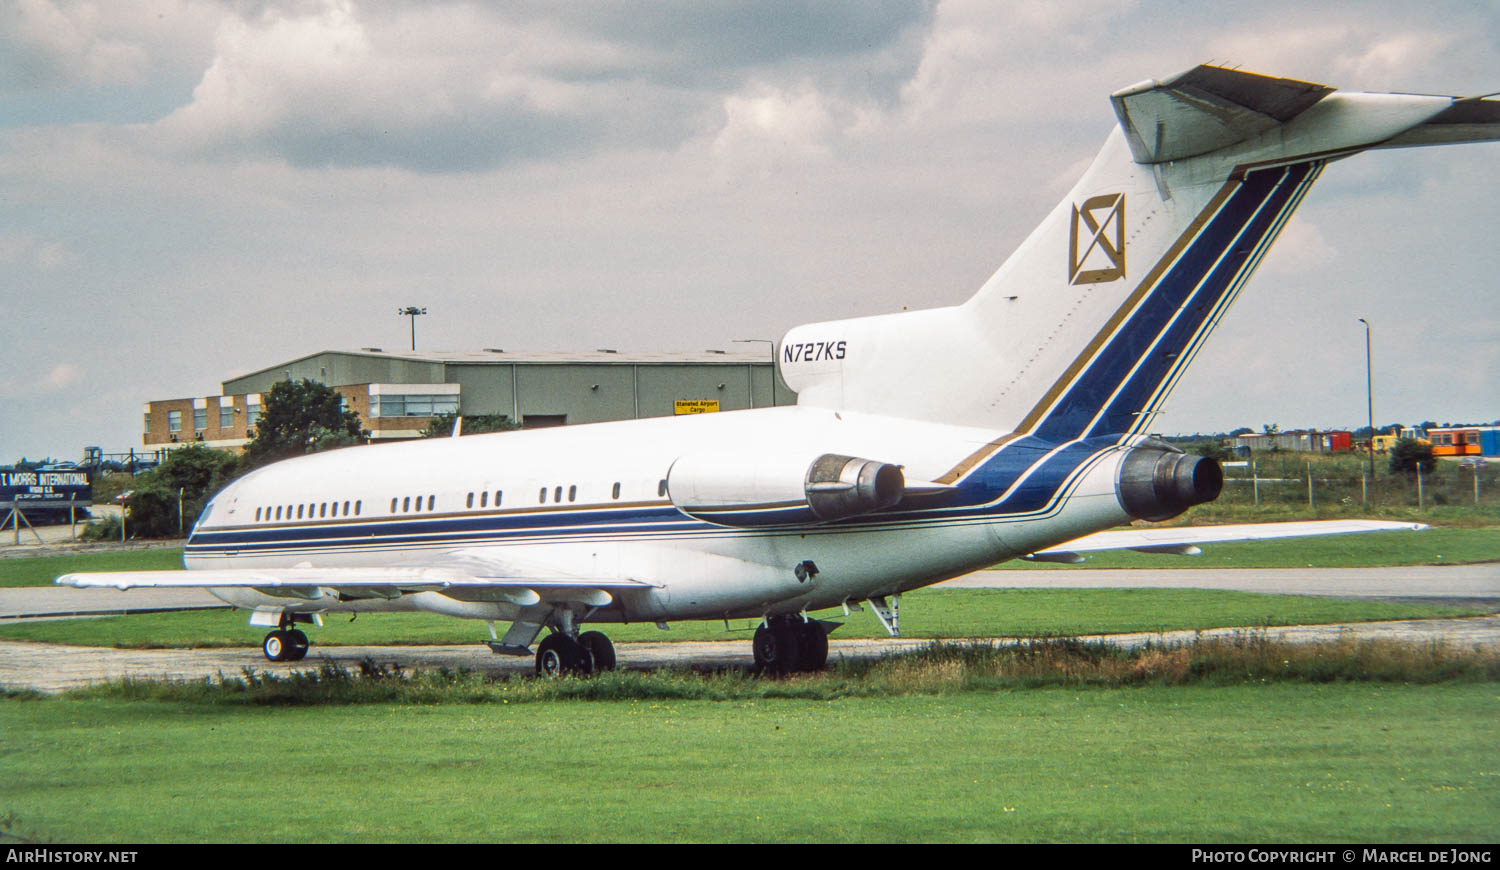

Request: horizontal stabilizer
left=1377, top=93, right=1500, bottom=148
left=1111, top=65, right=1334, bottom=163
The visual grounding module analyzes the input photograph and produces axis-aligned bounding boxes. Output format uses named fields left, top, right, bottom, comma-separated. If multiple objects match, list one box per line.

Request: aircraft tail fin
left=778, top=66, right=1497, bottom=445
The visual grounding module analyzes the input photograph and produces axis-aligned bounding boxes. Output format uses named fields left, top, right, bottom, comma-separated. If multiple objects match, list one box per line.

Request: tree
left=118, top=444, right=241, bottom=537
left=1388, top=438, right=1436, bottom=476
left=1189, top=440, right=1234, bottom=463
left=244, top=379, right=366, bottom=469
left=418, top=412, right=522, bottom=438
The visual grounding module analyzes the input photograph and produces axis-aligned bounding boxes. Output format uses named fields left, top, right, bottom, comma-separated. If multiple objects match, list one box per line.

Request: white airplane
left=61, top=65, right=1496, bottom=675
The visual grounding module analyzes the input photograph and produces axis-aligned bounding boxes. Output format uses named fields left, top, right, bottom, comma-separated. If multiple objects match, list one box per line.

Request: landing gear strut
left=752, top=615, right=830, bottom=675
left=534, top=629, right=617, bottom=677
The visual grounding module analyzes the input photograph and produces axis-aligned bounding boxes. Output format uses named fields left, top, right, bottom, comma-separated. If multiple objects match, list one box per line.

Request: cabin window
left=480, top=491, right=488, bottom=508
left=344, top=500, right=351, bottom=515
left=568, top=485, right=576, bottom=502
left=427, top=495, right=435, bottom=511
left=553, top=486, right=562, bottom=503
left=658, top=479, right=667, bottom=497
left=612, top=482, right=621, bottom=500
left=467, top=492, right=474, bottom=508
left=297, top=505, right=304, bottom=519
left=539, top=487, right=547, bottom=504
left=255, top=507, right=262, bottom=522
left=403, top=496, right=411, bottom=512
left=414, top=495, right=423, bottom=513
left=274, top=506, right=281, bottom=521
left=391, top=498, right=398, bottom=513
left=354, top=500, right=361, bottom=516
left=495, top=490, right=503, bottom=506
left=319, top=503, right=327, bottom=518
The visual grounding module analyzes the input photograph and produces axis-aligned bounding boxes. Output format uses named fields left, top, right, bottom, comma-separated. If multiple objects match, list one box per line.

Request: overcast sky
left=2, top=0, right=1496, bottom=462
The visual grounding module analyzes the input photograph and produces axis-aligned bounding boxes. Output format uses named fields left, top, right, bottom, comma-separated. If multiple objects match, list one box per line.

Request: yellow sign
left=674, top=400, right=720, bottom=415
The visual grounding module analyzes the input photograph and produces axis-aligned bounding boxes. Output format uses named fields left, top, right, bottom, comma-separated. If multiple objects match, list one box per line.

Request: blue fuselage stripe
left=189, top=163, right=1322, bottom=561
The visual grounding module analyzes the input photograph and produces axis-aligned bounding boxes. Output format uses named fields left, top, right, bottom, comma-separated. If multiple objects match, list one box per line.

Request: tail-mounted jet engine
left=667, top=452, right=907, bottom=527
left=1116, top=441, right=1223, bottom=522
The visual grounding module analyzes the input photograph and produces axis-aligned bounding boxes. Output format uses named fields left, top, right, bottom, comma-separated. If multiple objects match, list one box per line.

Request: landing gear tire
left=535, top=633, right=593, bottom=678
left=752, top=618, right=803, bottom=676
left=264, top=626, right=311, bottom=663
left=284, top=629, right=310, bottom=662
left=263, top=630, right=289, bottom=662
left=797, top=620, right=828, bottom=672
left=580, top=631, right=616, bottom=672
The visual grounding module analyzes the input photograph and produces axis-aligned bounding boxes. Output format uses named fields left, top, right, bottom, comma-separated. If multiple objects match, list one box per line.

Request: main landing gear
left=535, top=630, right=616, bottom=677
left=261, top=613, right=313, bottom=662
left=752, top=614, right=832, bottom=675
left=262, top=627, right=309, bottom=662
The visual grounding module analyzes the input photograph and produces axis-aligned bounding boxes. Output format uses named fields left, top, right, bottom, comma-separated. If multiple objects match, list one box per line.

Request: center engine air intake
left=667, top=452, right=907, bottom=528
left=1116, top=442, right=1223, bottom=522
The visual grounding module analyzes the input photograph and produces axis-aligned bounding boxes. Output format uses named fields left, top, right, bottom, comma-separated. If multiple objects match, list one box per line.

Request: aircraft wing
left=1026, top=519, right=1428, bottom=563
left=57, top=544, right=662, bottom=608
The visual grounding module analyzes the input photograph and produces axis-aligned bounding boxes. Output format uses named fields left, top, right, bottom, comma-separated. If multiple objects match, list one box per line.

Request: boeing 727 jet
left=61, top=65, right=1497, bottom=675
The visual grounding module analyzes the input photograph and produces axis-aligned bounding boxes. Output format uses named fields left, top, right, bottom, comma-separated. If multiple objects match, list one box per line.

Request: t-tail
left=778, top=65, right=1499, bottom=461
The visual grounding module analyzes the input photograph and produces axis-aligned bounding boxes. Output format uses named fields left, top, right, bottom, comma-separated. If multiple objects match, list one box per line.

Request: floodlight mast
left=399, top=306, right=428, bottom=351
left=1359, top=318, right=1374, bottom=486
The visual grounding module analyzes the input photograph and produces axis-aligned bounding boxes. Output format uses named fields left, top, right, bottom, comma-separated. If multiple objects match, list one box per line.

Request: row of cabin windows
left=255, top=501, right=362, bottom=523
left=466, top=491, right=505, bottom=509
left=391, top=495, right=437, bottom=514
left=540, top=485, right=577, bottom=504
left=253, top=479, right=673, bottom=523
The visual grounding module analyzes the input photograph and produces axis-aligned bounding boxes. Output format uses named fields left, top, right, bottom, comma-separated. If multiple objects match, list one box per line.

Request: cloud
left=0, top=0, right=148, bottom=90
left=0, top=232, right=70, bottom=271
left=41, top=363, right=83, bottom=391
left=141, top=0, right=934, bottom=172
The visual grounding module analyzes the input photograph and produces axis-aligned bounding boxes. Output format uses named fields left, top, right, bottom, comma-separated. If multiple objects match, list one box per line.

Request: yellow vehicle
left=1371, top=427, right=1429, bottom=454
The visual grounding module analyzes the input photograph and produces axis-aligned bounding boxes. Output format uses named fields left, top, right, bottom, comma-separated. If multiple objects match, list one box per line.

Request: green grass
left=0, top=548, right=184, bottom=588
left=999, top=527, right=1500, bottom=570
left=2, top=681, right=1494, bottom=842
left=0, top=588, right=1481, bottom=650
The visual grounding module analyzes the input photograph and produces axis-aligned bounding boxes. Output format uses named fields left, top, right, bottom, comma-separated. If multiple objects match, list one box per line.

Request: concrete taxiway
left=0, top=563, right=1494, bottom=693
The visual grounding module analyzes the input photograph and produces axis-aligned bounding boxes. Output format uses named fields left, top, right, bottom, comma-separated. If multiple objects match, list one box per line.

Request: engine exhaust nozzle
left=1117, top=445, right=1223, bottom=522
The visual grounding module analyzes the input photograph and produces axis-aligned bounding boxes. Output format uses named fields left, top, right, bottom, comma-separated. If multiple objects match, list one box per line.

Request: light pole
left=1359, top=317, right=1374, bottom=488
left=733, top=339, right=777, bottom=408
left=398, top=306, right=427, bottom=351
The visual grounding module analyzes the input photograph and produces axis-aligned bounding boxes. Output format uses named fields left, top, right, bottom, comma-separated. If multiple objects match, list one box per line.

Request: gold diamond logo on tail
left=1069, top=193, right=1125, bottom=284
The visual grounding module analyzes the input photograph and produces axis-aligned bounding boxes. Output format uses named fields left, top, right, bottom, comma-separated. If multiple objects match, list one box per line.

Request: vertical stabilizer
left=779, top=65, right=1497, bottom=448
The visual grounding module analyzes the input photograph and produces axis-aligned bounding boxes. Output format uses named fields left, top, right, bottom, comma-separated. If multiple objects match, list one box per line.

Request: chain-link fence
left=1217, top=453, right=1499, bottom=513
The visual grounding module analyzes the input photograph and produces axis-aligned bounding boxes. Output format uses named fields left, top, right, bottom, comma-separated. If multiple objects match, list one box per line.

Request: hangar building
left=143, top=348, right=793, bottom=452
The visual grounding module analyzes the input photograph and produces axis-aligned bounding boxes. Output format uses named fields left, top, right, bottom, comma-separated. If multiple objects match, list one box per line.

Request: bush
left=1389, top=438, right=1436, bottom=475
left=79, top=514, right=124, bottom=542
